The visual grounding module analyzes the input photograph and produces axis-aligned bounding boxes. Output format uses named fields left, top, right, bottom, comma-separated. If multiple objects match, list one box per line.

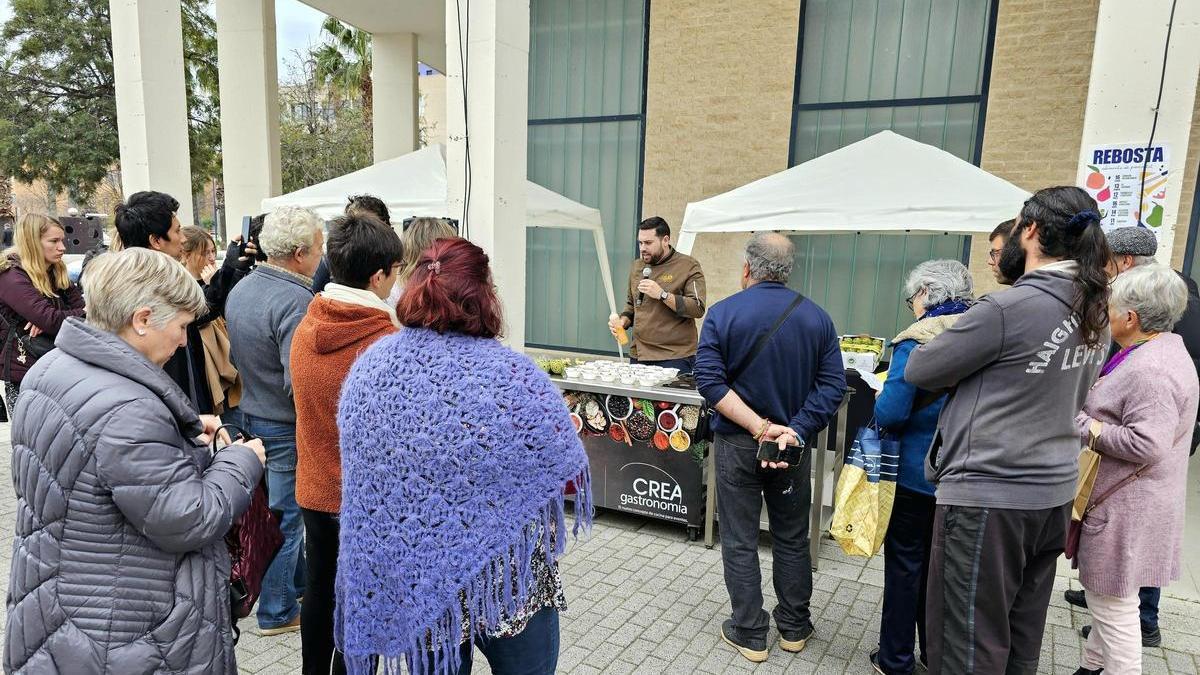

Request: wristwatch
left=659, top=290, right=670, bottom=301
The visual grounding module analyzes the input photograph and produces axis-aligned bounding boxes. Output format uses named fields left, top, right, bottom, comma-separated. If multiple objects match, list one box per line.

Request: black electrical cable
left=1138, top=0, right=1177, bottom=227
left=454, top=0, right=472, bottom=240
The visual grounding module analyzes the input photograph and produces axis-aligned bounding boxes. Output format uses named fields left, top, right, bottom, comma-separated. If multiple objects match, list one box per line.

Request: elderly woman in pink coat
left=1073, top=263, right=1199, bottom=675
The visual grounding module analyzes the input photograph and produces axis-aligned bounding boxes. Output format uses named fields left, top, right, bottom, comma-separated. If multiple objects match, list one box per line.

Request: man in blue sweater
left=227, top=205, right=323, bottom=636
left=696, top=232, right=845, bottom=664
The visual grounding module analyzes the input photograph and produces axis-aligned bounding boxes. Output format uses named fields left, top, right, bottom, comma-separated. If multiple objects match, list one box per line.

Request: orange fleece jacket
left=291, top=295, right=397, bottom=513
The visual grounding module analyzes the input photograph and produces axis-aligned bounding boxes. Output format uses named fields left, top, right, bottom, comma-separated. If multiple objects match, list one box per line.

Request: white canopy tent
left=261, top=144, right=618, bottom=316
left=676, top=130, right=1031, bottom=254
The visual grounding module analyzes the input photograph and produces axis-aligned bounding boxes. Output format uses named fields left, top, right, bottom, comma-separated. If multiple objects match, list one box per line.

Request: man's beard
left=997, top=231, right=1028, bottom=283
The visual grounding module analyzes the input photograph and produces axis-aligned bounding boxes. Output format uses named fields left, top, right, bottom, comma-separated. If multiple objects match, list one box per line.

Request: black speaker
left=59, top=215, right=105, bottom=254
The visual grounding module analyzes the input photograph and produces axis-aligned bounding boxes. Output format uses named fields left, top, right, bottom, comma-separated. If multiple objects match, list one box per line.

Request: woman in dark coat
left=0, top=213, right=85, bottom=415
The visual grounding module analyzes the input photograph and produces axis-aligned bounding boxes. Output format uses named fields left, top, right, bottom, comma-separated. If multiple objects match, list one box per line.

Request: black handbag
left=1, top=311, right=56, bottom=381
left=212, top=424, right=283, bottom=643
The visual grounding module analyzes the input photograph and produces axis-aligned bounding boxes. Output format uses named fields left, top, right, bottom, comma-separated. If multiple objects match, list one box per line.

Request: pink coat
left=1076, top=333, right=1198, bottom=597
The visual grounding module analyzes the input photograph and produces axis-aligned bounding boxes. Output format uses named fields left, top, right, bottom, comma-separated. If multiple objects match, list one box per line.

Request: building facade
left=525, top=0, right=1200, bottom=353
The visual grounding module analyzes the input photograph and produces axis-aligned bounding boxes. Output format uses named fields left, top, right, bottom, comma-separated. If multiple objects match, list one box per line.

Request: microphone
left=636, top=266, right=651, bottom=307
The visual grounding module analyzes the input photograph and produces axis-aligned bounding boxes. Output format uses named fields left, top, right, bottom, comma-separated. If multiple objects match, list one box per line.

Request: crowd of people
left=0, top=192, right=592, bottom=675
left=0, top=182, right=1195, bottom=675
left=689, top=186, right=1198, bottom=675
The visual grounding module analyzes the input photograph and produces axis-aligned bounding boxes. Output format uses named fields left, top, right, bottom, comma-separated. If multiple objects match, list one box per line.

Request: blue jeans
left=629, top=356, right=695, bottom=375
left=1140, top=587, right=1160, bottom=630
left=243, top=413, right=307, bottom=629
left=878, top=486, right=936, bottom=674
left=456, top=607, right=559, bottom=675
left=714, top=433, right=813, bottom=644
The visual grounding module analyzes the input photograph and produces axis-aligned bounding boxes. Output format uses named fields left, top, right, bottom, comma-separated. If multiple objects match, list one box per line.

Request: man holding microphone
left=609, top=216, right=707, bottom=373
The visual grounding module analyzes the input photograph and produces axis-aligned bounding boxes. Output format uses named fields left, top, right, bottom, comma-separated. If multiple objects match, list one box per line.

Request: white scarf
left=321, top=283, right=401, bottom=328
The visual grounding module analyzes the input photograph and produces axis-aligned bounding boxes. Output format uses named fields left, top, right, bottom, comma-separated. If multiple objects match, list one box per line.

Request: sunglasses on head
left=402, top=216, right=460, bottom=233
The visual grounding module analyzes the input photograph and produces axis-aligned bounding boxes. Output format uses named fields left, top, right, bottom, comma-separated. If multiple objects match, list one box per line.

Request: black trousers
left=878, top=487, right=936, bottom=674
left=926, top=502, right=1070, bottom=675
left=714, top=433, right=814, bottom=643
left=301, top=508, right=345, bottom=675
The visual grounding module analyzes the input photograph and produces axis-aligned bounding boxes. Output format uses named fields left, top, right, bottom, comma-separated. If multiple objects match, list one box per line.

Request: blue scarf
left=335, top=328, right=593, bottom=674
left=922, top=298, right=972, bottom=319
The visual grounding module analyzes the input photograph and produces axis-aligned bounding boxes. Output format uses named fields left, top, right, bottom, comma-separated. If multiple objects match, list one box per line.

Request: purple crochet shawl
left=335, top=327, right=592, bottom=674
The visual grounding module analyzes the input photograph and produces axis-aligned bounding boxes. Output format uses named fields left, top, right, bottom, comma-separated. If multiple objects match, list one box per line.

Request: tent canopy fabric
left=676, top=130, right=1031, bottom=254
left=260, top=144, right=617, bottom=315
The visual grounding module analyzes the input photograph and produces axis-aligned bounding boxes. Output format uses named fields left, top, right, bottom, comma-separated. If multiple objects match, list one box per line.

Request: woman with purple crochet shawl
left=335, top=237, right=592, bottom=675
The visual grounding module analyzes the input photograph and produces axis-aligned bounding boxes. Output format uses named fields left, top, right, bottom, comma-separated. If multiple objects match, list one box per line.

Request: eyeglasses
left=988, top=249, right=1002, bottom=261
left=905, top=290, right=920, bottom=311
left=402, top=216, right=460, bottom=234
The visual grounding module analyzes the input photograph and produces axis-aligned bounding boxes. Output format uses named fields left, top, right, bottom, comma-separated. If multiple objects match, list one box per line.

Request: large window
left=526, top=0, right=648, bottom=353
left=789, top=0, right=997, bottom=338
left=1184, top=160, right=1200, bottom=285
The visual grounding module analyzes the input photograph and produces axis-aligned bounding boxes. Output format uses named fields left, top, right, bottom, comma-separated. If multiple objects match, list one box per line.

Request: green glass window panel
left=526, top=0, right=646, bottom=353
left=529, top=0, right=645, bottom=119
left=789, top=233, right=967, bottom=339
left=791, top=102, right=979, bottom=160
left=790, top=0, right=993, bottom=339
left=798, top=0, right=990, bottom=105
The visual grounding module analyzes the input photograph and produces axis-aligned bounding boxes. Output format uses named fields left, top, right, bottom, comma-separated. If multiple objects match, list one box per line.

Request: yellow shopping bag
left=830, top=425, right=899, bottom=557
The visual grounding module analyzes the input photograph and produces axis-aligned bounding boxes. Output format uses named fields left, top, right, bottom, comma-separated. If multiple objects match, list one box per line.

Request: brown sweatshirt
left=619, top=248, right=707, bottom=361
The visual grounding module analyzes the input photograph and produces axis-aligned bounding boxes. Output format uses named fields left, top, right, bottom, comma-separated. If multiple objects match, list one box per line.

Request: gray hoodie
left=905, top=261, right=1106, bottom=509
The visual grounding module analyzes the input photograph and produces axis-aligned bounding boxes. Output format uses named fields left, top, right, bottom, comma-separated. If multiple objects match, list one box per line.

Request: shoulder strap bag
left=214, top=424, right=283, bottom=641
left=1, top=301, right=60, bottom=385
left=1065, top=431, right=1146, bottom=566
left=700, top=292, right=805, bottom=441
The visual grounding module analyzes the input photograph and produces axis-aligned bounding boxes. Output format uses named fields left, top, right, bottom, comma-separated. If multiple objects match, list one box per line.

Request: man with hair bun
left=906, top=186, right=1112, bottom=674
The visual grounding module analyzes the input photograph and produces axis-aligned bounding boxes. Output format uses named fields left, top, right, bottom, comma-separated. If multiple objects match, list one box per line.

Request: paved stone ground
left=2, top=425, right=1200, bottom=674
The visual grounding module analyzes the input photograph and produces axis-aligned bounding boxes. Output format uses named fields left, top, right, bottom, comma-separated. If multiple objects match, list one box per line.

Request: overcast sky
left=0, top=0, right=328, bottom=72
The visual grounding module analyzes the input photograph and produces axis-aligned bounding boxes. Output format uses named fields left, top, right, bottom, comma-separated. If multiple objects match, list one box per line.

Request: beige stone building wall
left=641, top=0, right=1200, bottom=305
left=640, top=0, right=800, bottom=305
left=1170, top=82, right=1200, bottom=270
left=973, top=0, right=1200, bottom=286
left=420, top=73, right=447, bottom=147
left=969, top=0, right=1100, bottom=294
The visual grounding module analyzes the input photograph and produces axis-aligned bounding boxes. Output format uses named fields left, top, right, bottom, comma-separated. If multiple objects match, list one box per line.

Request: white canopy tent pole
left=591, top=228, right=618, bottom=317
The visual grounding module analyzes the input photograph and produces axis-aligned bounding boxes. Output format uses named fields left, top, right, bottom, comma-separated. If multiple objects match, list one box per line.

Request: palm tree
left=312, top=18, right=373, bottom=124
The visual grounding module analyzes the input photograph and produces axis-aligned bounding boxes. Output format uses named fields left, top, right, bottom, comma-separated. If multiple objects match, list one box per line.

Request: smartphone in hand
left=240, top=215, right=252, bottom=256
left=757, top=437, right=805, bottom=465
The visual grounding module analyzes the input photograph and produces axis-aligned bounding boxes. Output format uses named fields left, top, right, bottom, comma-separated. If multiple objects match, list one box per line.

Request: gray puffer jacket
left=4, top=318, right=263, bottom=674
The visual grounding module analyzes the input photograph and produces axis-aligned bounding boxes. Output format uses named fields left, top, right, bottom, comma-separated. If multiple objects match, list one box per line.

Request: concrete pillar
left=215, top=0, right=281, bottom=225
left=373, top=33, right=420, bottom=161
left=445, top=0, right=529, bottom=348
left=109, top=0, right=194, bottom=224
left=1077, top=0, right=1200, bottom=262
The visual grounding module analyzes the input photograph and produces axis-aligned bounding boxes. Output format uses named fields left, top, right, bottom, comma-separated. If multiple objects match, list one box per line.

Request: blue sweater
left=226, top=265, right=314, bottom=423
left=875, top=339, right=943, bottom=496
left=695, top=282, right=846, bottom=439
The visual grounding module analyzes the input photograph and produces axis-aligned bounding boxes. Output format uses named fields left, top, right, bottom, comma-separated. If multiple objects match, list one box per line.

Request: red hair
left=396, top=237, right=504, bottom=338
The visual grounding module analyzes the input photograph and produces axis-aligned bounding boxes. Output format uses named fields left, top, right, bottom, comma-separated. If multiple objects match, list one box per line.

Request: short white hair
left=1128, top=255, right=1158, bottom=268
left=745, top=232, right=795, bottom=283
left=83, top=249, right=206, bottom=332
left=1110, top=263, right=1187, bottom=333
left=259, top=206, right=323, bottom=259
left=904, top=259, right=974, bottom=309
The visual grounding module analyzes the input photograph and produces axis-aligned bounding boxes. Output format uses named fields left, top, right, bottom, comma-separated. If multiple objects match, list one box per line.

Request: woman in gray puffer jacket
left=4, top=248, right=266, bottom=674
